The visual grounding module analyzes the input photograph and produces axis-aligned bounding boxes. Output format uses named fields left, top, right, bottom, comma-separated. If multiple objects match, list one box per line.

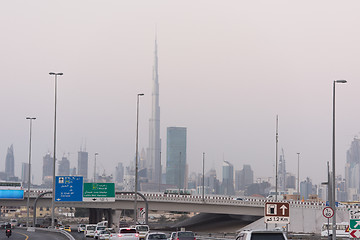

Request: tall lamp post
left=332, top=79, right=347, bottom=240
left=202, top=152, right=205, bottom=201
left=26, top=117, right=36, bottom=227
left=134, top=93, right=144, bottom=224
left=49, top=72, right=63, bottom=228
left=297, top=152, right=300, bottom=199
left=94, top=153, right=99, bottom=182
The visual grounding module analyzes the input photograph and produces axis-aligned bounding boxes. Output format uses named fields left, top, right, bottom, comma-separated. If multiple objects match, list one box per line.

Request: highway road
left=0, top=228, right=69, bottom=240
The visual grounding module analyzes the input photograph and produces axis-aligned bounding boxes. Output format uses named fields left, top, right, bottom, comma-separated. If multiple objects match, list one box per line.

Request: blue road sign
left=55, top=176, right=83, bottom=202
left=0, top=189, right=24, bottom=199
left=326, top=201, right=339, bottom=207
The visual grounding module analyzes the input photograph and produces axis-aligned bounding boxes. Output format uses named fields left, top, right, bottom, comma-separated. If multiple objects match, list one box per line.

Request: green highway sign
left=350, top=219, right=360, bottom=230
left=83, top=183, right=115, bottom=202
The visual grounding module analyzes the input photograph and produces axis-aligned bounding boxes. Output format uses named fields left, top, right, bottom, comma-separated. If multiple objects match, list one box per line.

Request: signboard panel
left=322, top=207, right=334, bottom=218
left=55, top=176, right=83, bottom=202
left=350, top=230, right=360, bottom=238
left=264, top=202, right=290, bottom=224
left=0, top=189, right=24, bottom=199
left=83, top=183, right=115, bottom=202
left=350, top=209, right=360, bottom=219
left=350, top=219, right=360, bottom=230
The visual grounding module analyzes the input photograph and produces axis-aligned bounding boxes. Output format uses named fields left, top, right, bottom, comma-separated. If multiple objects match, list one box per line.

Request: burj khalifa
left=147, top=37, right=161, bottom=186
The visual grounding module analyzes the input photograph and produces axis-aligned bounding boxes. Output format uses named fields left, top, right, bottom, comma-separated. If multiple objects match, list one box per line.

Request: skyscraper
left=166, top=127, right=187, bottom=189
left=345, top=137, right=360, bottom=200
left=115, top=162, right=124, bottom=184
left=278, top=150, right=286, bottom=192
left=235, top=164, right=254, bottom=191
left=77, top=150, right=88, bottom=180
left=147, top=37, right=161, bottom=186
left=5, top=144, right=15, bottom=179
left=221, top=161, right=235, bottom=195
left=21, top=162, right=29, bottom=186
left=58, top=156, right=70, bottom=176
left=42, top=153, right=53, bottom=185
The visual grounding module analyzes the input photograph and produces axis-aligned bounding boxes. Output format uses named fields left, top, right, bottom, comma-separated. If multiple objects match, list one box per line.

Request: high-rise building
left=345, top=137, right=360, bottom=200
left=235, top=164, right=254, bottom=191
left=205, top=169, right=220, bottom=194
left=221, top=161, right=235, bottom=195
left=77, top=150, right=88, bottom=180
left=166, top=127, right=187, bottom=189
left=42, top=153, right=53, bottom=186
left=58, top=156, right=70, bottom=176
left=278, top=149, right=286, bottom=192
left=286, top=174, right=296, bottom=189
left=300, top=177, right=313, bottom=200
left=21, top=163, right=29, bottom=186
left=115, top=162, right=124, bottom=184
left=5, top=144, right=15, bottom=179
left=147, top=37, right=162, bottom=186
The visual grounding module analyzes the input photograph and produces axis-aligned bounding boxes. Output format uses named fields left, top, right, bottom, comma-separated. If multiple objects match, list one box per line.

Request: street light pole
left=297, top=152, right=300, bottom=199
left=275, top=115, right=279, bottom=201
left=134, top=93, right=144, bottom=224
left=202, top=152, right=205, bottom=201
left=332, top=79, right=347, bottom=240
left=94, top=153, right=99, bottom=182
left=49, top=72, right=63, bottom=228
left=26, top=117, right=36, bottom=227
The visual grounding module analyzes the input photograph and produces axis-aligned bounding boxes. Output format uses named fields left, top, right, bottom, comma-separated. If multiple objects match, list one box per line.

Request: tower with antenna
left=147, top=34, right=162, bottom=186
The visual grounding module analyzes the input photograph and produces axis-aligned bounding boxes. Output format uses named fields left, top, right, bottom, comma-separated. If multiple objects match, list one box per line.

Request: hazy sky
left=1, top=1, right=360, bottom=186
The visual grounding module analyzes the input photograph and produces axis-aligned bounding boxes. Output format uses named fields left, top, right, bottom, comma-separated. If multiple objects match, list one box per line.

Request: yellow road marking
left=15, top=231, right=29, bottom=240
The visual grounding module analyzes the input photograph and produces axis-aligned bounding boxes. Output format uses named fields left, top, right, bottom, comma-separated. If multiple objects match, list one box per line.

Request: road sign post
left=83, top=183, right=115, bottom=202
left=264, top=202, right=290, bottom=224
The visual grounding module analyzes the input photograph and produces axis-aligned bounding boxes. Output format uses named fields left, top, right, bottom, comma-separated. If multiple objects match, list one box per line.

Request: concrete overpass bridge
left=0, top=189, right=355, bottom=234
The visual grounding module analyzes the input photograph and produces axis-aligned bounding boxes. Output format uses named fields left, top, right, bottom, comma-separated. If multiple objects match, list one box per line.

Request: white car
left=236, top=229, right=288, bottom=240
left=168, top=232, right=176, bottom=240
left=146, top=232, right=167, bottom=240
left=78, top=224, right=86, bottom=233
left=85, top=224, right=97, bottom=238
left=110, top=228, right=139, bottom=240
left=95, top=226, right=107, bottom=239
left=133, top=225, right=149, bottom=240
left=99, top=230, right=112, bottom=240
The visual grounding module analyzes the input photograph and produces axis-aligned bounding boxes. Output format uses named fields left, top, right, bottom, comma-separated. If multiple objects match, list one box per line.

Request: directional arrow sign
left=350, top=230, right=360, bottom=238
left=280, top=205, right=288, bottom=215
left=350, top=219, right=360, bottom=230
left=264, top=202, right=290, bottom=224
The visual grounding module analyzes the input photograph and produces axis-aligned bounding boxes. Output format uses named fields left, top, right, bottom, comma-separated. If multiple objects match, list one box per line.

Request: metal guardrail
left=34, top=227, right=75, bottom=240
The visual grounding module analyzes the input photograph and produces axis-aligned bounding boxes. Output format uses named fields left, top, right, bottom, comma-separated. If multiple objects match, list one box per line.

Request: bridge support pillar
left=89, top=208, right=114, bottom=226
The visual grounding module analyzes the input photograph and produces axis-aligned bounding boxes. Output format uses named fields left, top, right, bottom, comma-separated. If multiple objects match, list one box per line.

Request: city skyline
left=1, top=1, right=360, bottom=187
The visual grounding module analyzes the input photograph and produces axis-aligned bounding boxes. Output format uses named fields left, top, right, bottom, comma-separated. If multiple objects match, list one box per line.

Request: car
left=95, top=226, right=107, bottom=239
left=64, top=225, right=71, bottom=232
left=168, top=232, right=176, bottom=240
left=85, top=224, right=97, bottom=238
left=110, top=228, right=139, bottom=240
left=133, top=225, right=150, bottom=240
left=146, top=232, right=167, bottom=240
left=174, top=231, right=196, bottom=240
left=235, top=229, right=288, bottom=240
left=56, top=224, right=64, bottom=230
left=99, top=230, right=112, bottom=240
left=78, top=224, right=86, bottom=232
